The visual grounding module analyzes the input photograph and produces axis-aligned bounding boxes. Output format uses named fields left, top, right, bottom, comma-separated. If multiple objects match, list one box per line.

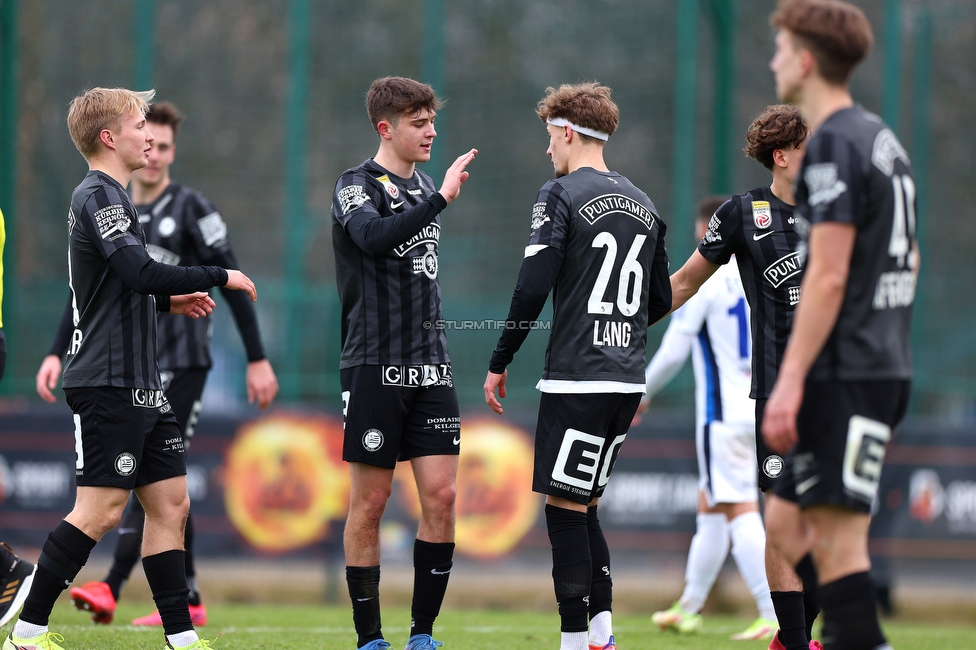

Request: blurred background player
left=0, top=208, right=38, bottom=629
left=6, top=86, right=255, bottom=650
left=763, top=2, right=917, bottom=649
left=668, top=105, right=819, bottom=650
left=331, top=76, right=476, bottom=650
left=34, top=101, right=279, bottom=628
left=484, top=82, right=671, bottom=650
left=640, top=197, right=776, bottom=641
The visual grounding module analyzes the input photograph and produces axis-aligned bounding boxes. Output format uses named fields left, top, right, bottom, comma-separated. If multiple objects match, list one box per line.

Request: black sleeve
left=107, top=245, right=229, bottom=295
left=647, top=222, right=672, bottom=325
left=220, top=285, right=266, bottom=362
left=154, top=295, right=171, bottom=313
left=48, top=294, right=75, bottom=357
left=488, top=246, right=564, bottom=373
left=345, top=193, right=448, bottom=256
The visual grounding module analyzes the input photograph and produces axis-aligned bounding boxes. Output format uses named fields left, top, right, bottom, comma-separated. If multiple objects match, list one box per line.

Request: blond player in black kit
left=4, top=87, right=255, bottom=650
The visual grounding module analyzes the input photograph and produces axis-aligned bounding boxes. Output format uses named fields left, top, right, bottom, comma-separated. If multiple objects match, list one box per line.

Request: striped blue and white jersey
left=645, top=261, right=754, bottom=426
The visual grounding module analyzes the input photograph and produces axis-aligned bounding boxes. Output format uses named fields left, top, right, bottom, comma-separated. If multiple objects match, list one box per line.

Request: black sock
left=143, top=550, right=191, bottom=637
left=347, top=565, right=382, bottom=647
left=184, top=513, right=201, bottom=606
left=819, top=572, right=886, bottom=650
left=546, top=504, right=590, bottom=633
left=770, top=590, right=808, bottom=650
left=795, top=554, right=821, bottom=639
left=105, top=500, right=145, bottom=601
left=587, top=505, right=612, bottom=619
left=20, top=521, right=96, bottom=626
left=410, top=540, right=454, bottom=638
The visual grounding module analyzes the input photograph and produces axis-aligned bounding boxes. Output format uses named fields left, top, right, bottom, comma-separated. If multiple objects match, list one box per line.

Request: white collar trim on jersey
left=546, top=117, right=609, bottom=141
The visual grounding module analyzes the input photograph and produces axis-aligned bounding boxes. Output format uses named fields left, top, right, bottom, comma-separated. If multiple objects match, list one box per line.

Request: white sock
left=588, top=610, right=613, bottom=646
left=679, top=512, right=730, bottom=614
left=166, top=630, right=200, bottom=649
left=729, top=510, right=776, bottom=621
left=560, top=631, right=587, bottom=650
left=13, top=621, right=47, bottom=640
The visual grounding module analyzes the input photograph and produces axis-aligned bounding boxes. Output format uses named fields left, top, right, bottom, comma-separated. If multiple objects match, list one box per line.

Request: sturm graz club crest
left=362, top=429, right=384, bottom=452
left=763, top=454, right=784, bottom=479
left=412, top=244, right=438, bottom=279
left=115, top=452, right=137, bottom=476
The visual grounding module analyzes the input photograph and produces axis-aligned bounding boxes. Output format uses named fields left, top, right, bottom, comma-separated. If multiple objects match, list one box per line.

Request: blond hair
left=67, top=87, right=156, bottom=159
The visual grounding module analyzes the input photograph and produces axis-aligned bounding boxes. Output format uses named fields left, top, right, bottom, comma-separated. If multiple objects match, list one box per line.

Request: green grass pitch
left=5, top=601, right=973, bottom=649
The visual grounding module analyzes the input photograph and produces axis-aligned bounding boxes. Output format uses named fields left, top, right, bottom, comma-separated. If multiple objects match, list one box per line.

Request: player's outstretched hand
left=484, top=369, right=508, bottom=414
left=438, top=149, right=478, bottom=204
left=762, top=376, right=803, bottom=454
left=247, top=359, right=279, bottom=409
left=36, top=354, right=63, bottom=403
left=170, top=292, right=216, bottom=319
left=225, top=269, right=257, bottom=302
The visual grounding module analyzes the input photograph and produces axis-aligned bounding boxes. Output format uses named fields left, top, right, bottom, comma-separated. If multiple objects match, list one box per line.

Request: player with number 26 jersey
left=528, top=171, right=670, bottom=389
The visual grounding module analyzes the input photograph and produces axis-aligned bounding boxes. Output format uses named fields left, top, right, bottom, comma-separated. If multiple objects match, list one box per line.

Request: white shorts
left=697, top=420, right=758, bottom=506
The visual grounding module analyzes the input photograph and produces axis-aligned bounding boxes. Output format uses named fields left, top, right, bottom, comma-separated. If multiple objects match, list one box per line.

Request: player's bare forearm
left=669, top=251, right=719, bottom=314
left=438, top=149, right=478, bottom=203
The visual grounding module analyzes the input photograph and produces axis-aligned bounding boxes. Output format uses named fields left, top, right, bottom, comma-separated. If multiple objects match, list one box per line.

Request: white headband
left=547, top=117, right=609, bottom=141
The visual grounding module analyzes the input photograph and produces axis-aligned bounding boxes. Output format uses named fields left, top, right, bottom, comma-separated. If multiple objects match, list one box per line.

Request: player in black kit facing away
left=331, top=76, right=476, bottom=650
left=35, top=101, right=279, bottom=628
left=3, top=88, right=255, bottom=650
left=763, top=2, right=918, bottom=650
left=484, top=83, right=670, bottom=650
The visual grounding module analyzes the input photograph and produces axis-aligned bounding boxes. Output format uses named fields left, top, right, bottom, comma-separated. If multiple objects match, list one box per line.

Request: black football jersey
left=531, top=168, right=668, bottom=390
left=796, top=106, right=916, bottom=381
left=332, top=159, right=449, bottom=368
left=698, top=186, right=804, bottom=398
left=139, top=183, right=235, bottom=370
left=62, top=171, right=161, bottom=389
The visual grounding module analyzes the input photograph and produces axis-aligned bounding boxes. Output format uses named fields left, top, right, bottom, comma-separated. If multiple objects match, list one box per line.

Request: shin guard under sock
left=819, top=572, right=887, bottom=650
left=143, top=550, right=192, bottom=637
left=586, top=505, right=612, bottom=619
left=410, top=540, right=454, bottom=637
left=20, top=521, right=96, bottom=626
left=770, top=590, right=808, bottom=650
left=546, top=504, right=590, bottom=633
left=347, top=565, right=382, bottom=647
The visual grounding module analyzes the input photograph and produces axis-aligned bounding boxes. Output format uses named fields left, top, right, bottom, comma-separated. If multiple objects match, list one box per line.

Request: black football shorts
left=159, top=367, right=209, bottom=441
left=340, top=364, right=460, bottom=469
left=774, top=379, right=910, bottom=513
left=66, top=386, right=186, bottom=490
left=533, top=391, right=642, bottom=504
left=755, top=397, right=787, bottom=491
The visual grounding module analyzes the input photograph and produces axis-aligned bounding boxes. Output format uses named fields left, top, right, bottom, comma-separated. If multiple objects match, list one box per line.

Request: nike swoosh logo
left=430, top=568, right=451, bottom=575
left=391, top=200, right=404, bottom=209
left=356, top=597, right=374, bottom=602
left=452, top=436, right=460, bottom=445
left=753, top=230, right=774, bottom=241
left=796, top=475, right=821, bottom=495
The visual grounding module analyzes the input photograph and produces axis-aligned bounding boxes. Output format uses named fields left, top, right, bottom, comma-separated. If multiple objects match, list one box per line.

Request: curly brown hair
left=536, top=82, right=619, bottom=141
left=770, top=0, right=873, bottom=85
left=366, top=77, right=443, bottom=132
left=744, top=104, right=808, bottom=170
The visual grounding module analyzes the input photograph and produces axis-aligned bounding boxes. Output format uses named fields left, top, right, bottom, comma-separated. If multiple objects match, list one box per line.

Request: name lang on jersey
left=763, top=251, right=803, bottom=288
left=592, top=319, right=632, bottom=347
left=393, top=223, right=439, bottom=258
left=578, top=193, right=654, bottom=228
